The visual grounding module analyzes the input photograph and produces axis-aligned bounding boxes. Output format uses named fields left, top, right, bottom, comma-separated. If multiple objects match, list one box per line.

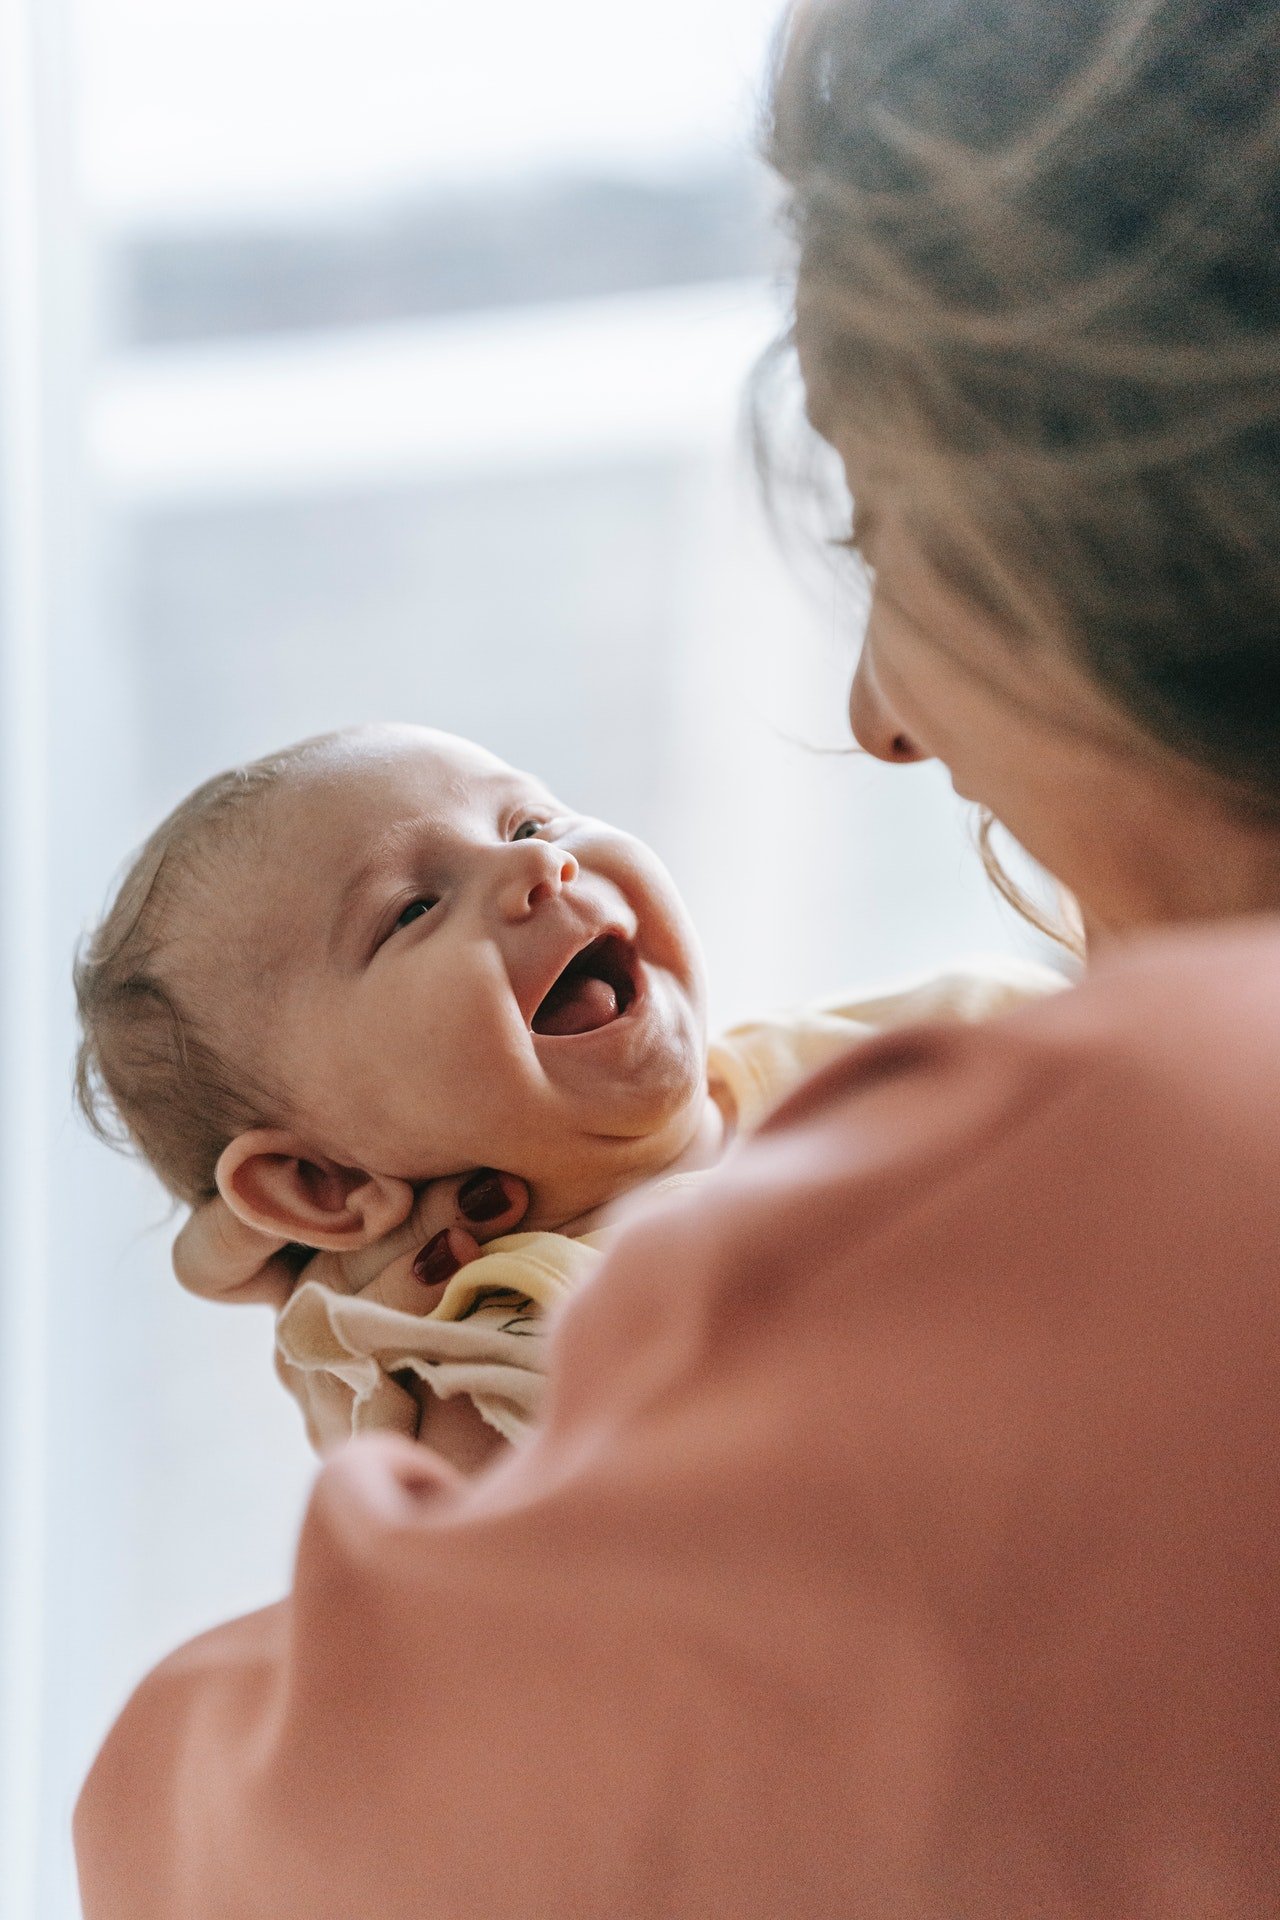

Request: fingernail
left=413, top=1229, right=460, bottom=1289
left=458, top=1170, right=509, bottom=1224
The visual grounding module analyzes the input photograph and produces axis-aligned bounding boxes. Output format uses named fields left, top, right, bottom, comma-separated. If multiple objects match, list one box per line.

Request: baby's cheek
left=440, top=1052, right=533, bottom=1150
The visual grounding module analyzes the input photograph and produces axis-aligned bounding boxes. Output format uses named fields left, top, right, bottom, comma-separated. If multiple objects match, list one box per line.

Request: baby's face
left=227, top=727, right=708, bottom=1225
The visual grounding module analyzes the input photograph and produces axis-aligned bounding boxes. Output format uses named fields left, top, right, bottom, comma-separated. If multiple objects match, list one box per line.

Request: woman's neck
left=1079, top=800, right=1280, bottom=956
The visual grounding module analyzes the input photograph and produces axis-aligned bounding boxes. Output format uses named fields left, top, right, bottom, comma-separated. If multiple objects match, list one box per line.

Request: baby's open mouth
left=531, top=933, right=637, bottom=1037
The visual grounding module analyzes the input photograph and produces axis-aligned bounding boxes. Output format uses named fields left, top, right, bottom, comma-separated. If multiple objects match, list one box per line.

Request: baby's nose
left=497, top=840, right=579, bottom=919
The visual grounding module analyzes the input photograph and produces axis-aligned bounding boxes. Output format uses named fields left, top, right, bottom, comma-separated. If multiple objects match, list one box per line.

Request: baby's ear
left=215, top=1130, right=415, bottom=1251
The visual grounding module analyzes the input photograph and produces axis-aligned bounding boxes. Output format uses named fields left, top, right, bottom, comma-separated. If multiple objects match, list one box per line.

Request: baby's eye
left=394, top=896, right=439, bottom=931
left=511, top=818, right=546, bottom=841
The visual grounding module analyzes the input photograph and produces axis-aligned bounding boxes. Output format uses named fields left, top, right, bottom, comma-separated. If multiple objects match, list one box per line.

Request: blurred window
left=0, top=4, right=1054, bottom=1915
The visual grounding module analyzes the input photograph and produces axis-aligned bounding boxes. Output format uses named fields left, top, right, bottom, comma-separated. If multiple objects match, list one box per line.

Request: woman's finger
left=406, top=1168, right=528, bottom=1251
left=173, top=1195, right=297, bottom=1305
left=412, top=1225, right=480, bottom=1289
left=335, top=1170, right=529, bottom=1296
left=172, top=1173, right=529, bottom=1310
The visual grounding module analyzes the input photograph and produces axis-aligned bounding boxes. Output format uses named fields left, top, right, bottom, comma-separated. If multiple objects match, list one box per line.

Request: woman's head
left=766, top=0, right=1280, bottom=941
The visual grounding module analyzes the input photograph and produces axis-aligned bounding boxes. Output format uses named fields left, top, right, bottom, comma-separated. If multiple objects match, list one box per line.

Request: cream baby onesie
left=275, top=955, right=1065, bottom=1453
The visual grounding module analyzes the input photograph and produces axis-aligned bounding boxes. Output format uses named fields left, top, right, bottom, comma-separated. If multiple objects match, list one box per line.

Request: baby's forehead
left=258, top=726, right=554, bottom=885
left=288, top=727, right=541, bottom=823
left=322, top=724, right=520, bottom=789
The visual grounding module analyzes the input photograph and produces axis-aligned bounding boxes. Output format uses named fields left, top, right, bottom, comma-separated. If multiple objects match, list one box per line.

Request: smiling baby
left=75, top=724, right=1062, bottom=1457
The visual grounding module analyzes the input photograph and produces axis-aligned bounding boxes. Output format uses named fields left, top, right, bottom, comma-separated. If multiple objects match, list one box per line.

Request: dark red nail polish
left=413, top=1229, right=459, bottom=1289
left=458, top=1170, right=508, bottom=1224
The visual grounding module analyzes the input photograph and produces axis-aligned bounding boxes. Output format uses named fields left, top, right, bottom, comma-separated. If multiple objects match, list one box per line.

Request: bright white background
left=0, top=3, right=1058, bottom=1914
left=78, top=0, right=786, bottom=219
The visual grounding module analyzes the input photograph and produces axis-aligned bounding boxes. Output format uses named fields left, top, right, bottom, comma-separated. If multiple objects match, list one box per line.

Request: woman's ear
left=214, top=1130, right=416, bottom=1250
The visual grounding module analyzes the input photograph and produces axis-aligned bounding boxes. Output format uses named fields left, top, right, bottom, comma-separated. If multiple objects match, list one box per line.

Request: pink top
left=75, top=919, right=1280, bottom=1917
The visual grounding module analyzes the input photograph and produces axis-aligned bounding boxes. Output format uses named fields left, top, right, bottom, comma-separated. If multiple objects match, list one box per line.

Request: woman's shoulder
left=758, top=914, right=1280, bottom=1151
left=664, top=914, right=1280, bottom=1335
left=562, top=913, right=1280, bottom=1432
left=615, top=913, right=1280, bottom=1335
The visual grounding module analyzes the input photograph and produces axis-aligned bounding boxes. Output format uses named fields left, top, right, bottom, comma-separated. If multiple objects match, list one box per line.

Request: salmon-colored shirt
left=75, top=919, right=1280, bottom=1918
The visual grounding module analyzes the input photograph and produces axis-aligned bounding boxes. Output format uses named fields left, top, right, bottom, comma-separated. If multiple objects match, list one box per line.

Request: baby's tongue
left=535, top=971, right=619, bottom=1037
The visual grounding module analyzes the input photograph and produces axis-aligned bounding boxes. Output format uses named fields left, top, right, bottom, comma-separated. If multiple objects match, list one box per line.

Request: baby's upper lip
left=519, top=913, right=636, bottom=1031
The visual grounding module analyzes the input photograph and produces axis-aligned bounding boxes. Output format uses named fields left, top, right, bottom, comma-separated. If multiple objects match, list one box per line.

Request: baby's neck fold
left=553, top=1083, right=734, bottom=1239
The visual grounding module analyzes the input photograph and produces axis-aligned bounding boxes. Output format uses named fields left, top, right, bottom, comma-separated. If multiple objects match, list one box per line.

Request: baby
left=76, top=723, right=1061, bottom=1463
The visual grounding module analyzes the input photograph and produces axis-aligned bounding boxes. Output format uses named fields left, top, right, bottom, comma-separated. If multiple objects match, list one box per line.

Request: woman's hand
left=176, top=1170, right=530, bottom=1475
left=173, top=1168, right=530, bottom=1311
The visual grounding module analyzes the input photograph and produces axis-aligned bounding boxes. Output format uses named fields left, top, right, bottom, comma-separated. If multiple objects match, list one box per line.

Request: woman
left=75, top=1, right=1280, bottom=1912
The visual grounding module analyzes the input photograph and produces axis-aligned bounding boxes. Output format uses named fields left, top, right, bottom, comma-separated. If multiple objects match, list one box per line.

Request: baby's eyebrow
left=327, top=821, right=426, bottom=963
left=508, top=777, right=561, bottom=811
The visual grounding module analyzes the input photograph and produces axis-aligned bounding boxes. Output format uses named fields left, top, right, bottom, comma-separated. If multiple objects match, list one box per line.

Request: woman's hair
left=763, top=0, right=1280, bottom=816
left=74, top=740, right=326, bottom=1206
